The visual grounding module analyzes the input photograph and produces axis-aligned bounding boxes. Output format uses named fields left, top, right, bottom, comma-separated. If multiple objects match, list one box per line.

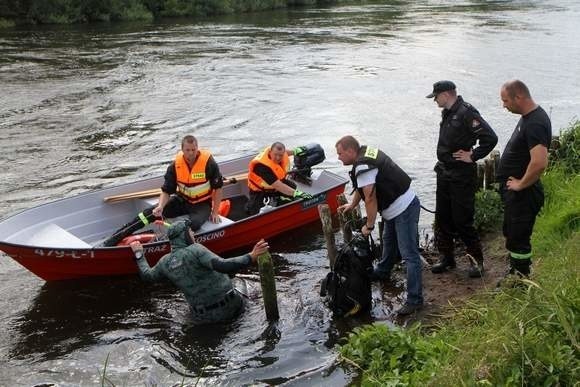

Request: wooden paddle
left=104, top=173, right=248, bottom=203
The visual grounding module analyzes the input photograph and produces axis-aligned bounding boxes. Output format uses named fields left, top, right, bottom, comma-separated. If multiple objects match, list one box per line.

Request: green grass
left=340, top=121, right=580, bottom=386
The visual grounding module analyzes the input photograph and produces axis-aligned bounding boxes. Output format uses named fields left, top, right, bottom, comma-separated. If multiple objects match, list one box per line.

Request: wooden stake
left=476, top=162, right=485, bottom=191
left=336, top=193, right=353, bottom=243
left=258, top=251, right=279, bottom=321
left=318, top=204, right=337, bottom=267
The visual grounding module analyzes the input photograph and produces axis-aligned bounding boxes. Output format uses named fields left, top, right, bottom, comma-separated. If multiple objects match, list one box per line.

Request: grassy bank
left=0, top=0, right=339, bottom=26
left=340, top=121, right=580, bottom=385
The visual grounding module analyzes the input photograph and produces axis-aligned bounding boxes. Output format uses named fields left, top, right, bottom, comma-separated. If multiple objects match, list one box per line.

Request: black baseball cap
left=426, top=80, right=456, bottom=98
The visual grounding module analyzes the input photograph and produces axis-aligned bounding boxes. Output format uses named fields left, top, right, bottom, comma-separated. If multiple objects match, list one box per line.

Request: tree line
left=0, top=0, right=340, bottom=25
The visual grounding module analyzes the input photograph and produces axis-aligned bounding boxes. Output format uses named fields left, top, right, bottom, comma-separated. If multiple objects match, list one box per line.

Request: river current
left=1, top=1, right=579, bottom=385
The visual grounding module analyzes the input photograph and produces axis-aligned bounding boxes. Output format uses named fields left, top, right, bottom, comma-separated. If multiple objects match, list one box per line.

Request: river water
left=1, top=1, right=579, bottom=385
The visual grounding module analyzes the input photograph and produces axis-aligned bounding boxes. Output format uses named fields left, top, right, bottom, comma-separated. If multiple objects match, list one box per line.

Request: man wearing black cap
left=427, top=80, right=498, bottom=277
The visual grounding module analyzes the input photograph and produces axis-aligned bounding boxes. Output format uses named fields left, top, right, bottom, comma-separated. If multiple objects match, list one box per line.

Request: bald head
left=500, top=80, right=537, bottom=116
left=502, top=80, right=531, bottom=99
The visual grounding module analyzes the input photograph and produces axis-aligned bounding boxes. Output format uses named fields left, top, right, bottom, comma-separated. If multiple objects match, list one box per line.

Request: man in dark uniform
left=130, top=220, right=269, bottom=325
left=497, top=80, right=551, bottom=277
left=153, top=135, right=224, bottom=230
left=246, top=142, right=312, bottom=215
left=427, top=81, right=498, bottom=277
left=336, top=135, right=423, bottom=315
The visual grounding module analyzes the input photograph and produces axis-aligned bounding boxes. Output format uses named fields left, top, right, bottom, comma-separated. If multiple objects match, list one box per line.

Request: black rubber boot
left=509, top=257, right=531, bottom=278
left=431, top=255, right=456, bottom=274
left=467, top=246, right=485, bottom=278
left=468, top=261, right=485, bottom=278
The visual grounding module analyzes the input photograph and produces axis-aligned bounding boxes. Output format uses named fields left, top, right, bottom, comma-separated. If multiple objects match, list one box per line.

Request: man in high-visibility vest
left=246, top=142, right=312, bottom=215
left=152, top=135, right=224, bottom=230
left=102, top=135, right=223, bottom=247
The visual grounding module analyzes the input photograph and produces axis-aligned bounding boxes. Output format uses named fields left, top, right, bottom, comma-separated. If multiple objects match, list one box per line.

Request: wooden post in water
left=490, top=150, right=500, bottom=184
left=318, top=204, right=337, bottom=267
left=336, top=193, right=353, bottom=243
left=258, top=252, right=279, bottom=321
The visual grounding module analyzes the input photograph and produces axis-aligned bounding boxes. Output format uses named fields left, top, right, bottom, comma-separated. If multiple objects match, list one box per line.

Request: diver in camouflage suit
left=130, top=220, right=269, bottom=325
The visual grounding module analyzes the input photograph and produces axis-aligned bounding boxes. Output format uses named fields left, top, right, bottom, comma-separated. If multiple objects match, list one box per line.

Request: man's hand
left=152, top=205, right=163, bottom=218
left=506, top=176, right=524, bottom=191
left=293, top=190, right=313, bottom=200
left=129, top=241, right=144, bottom=260
left=337, top=202, right=353, bottom=214
left=452, top=149, right=473, bottom=163
left=210, top=210, right=222, bottom=223
left=249, top=239, right=269, bottom=263
left=293, top=146, right=306, bottom=156
left=361, top=224, right=373, bottom=237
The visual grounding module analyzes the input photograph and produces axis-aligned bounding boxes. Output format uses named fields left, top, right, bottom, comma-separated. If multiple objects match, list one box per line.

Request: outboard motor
left=289, top=143, right=326, bottom=185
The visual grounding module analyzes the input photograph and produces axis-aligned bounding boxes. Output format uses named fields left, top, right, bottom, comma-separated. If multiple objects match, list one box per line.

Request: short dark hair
left=503, top=80, right=531, bottom=99
left=336, top=135, right=360, bottom=151
left=270, top=142, right=285, bottom=152
left=181, top=135, right=198, bottom=147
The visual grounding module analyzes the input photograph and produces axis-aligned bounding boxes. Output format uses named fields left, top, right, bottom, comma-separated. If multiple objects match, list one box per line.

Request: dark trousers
left=500, top=181, right=544, bottom=257
left=163, top=195, right=212, bottom=231
left=435, top=164, right=482, bottom=259
left=245, top=179, right=296, bottom=215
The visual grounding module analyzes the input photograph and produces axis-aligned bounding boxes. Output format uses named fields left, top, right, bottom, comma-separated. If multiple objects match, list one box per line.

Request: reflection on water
left=1, top=0, right=580, bottom=384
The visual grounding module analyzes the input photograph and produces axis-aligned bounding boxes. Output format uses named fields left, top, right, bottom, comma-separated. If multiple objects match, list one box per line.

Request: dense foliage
left=341, top=120, right=580, bottom=386
left=0, top=0, right=335, bottom=25
left=550, top=119, right=580, bottom=174
left=474, top=188, right=503, bottom=233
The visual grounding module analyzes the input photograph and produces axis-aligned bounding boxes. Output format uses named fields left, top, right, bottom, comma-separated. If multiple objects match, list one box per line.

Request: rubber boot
left=468, top=260, right=485, bottom=278
left=509, top=257, right=531, bottom=278
left=431, top=254, right=456, bottom=274
left=467, top=245, right=485, bottom=278
left=102, top=207, right=157, bottom=247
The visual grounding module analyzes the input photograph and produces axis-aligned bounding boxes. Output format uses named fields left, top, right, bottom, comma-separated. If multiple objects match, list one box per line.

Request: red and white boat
left=0, top=153, right=347, bottom=281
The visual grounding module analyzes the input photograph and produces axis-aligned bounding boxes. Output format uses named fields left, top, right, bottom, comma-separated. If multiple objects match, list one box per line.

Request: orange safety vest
left=248, top=146, right=290, bottom=192
left=174, top=149, right=213, bottom=204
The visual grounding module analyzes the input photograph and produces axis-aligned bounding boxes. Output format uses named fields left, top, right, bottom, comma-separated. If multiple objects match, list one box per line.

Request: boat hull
left=0, top=185, right=345, bottom=281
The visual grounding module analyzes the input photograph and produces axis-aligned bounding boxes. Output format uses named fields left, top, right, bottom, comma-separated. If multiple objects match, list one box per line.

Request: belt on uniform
left=192, top=289, right=236, bottom=315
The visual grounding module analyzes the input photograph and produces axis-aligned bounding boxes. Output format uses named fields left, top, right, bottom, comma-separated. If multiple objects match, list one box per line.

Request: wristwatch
left=134, top=251, right=144, bottom=260
left=365, top=225, right=375, bottom=230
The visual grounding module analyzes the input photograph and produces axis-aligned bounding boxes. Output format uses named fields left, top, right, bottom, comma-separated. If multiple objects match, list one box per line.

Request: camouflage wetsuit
left=135, top=221, right=252, bottom=324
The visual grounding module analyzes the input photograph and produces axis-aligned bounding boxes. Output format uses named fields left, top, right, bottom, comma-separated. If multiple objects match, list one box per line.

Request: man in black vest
left=497, top=80, right=551, bottom=278
left=336, top=135, right=423, bottom=316
left=427, top=81, right=498, bottom=277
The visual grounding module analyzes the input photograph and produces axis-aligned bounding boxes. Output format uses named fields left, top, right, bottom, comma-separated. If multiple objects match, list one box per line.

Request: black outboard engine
left=289, top=143, right=325, bottom=185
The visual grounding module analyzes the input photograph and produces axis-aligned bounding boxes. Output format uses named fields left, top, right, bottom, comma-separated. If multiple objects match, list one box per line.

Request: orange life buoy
left=118, top=233, right=156, bottom=246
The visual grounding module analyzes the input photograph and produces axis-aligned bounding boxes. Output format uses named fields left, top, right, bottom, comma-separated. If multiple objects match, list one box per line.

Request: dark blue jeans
left=375, top=196, right=423, bottom=306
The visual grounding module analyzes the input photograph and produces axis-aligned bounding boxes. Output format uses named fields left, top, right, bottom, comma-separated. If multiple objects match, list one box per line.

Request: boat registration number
left=34, top=249, right=95, bottom=259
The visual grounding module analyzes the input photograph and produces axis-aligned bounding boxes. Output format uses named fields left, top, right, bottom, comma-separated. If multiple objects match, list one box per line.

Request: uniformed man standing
left=497, top=80, right=551, bottom=278
left=427, top=81, right=498, bottom=277
left=130, top=220, right=269, bottom=324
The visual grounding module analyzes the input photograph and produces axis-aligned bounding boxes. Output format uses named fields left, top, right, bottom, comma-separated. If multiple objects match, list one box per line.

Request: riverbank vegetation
left=340, top=120, right=580, bottom=385
left=0, top=0, right=339, bottom=26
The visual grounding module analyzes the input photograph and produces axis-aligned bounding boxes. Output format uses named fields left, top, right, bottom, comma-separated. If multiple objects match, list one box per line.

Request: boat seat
left=198, top=216, right=234, bottom=232
left=138, top=197, right=235, bottom=232
left=165, top=214, right=234, bottom=233
left=27, top=223, right=92, bottom=249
